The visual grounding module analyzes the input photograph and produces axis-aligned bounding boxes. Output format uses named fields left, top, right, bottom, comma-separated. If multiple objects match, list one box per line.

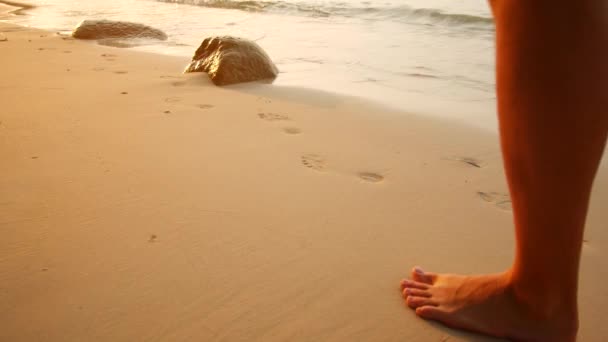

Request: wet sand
left=1, top=22, right=608, bottom=341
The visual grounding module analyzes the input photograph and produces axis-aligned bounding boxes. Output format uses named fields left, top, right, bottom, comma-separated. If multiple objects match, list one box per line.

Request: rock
left=72, top=20, right=167, bottom=40
left=185, top=36, right=278, bottom=86
left=0, top=33, right=7, bottom=42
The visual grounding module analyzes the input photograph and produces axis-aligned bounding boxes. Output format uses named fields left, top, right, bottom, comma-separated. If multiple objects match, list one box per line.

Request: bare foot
left=400, top=267, right=578, bottom=342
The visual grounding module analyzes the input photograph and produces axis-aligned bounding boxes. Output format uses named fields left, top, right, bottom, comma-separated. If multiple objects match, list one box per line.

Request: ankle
left=504, top=270, right=579, bottom=339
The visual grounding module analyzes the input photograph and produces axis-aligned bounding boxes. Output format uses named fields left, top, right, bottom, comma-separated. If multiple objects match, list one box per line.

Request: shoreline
left=0, top=0, right=34, bottom=16
left=2, top=22, right=608, bottom=341
left=0, top=0, right=500, bottom=132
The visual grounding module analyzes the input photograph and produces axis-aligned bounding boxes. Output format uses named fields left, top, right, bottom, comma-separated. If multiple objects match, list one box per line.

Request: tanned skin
left=400, top=1, right=608, bottom=341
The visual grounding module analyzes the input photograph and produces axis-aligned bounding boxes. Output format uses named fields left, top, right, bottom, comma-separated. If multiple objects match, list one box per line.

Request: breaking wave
left=156, top=0, right=493, bottom=27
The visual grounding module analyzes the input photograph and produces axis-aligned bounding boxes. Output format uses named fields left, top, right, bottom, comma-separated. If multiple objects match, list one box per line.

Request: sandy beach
left=1, top=19, right=607, bottom=342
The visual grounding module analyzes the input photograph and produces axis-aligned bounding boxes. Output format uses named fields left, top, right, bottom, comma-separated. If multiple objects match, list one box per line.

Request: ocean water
left=2, top=0, right=497, bottom=130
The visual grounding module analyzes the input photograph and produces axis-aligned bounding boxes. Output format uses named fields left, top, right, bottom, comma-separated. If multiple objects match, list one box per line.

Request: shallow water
left=2, top=0, right=498, bottom=130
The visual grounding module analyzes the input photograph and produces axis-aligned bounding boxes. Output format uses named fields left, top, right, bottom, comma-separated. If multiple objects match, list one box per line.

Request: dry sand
left=1, top=21, right=607, bottom=342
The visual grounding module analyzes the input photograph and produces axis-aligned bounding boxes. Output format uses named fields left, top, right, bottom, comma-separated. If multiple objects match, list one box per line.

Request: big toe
left=411, top=266, right=437, bottom=284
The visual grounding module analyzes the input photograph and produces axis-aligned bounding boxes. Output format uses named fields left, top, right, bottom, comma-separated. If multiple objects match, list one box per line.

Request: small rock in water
left=184, top=36, right=278, bottom=86
left=72, top=20, right=167, bottom=41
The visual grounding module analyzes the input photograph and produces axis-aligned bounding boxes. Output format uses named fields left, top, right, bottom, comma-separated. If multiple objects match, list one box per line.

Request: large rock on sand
left=72, top=20, right=167, bottom=40
left=184, top=36, right=278, bottom=86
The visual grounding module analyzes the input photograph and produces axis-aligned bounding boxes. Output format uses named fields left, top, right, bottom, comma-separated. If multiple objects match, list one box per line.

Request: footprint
left=171, top=81, right=187, bottom=87
left=165, top=97, right=181, bottom=103
left=583, top=238, right=596, bottom=249
left=258, top=112, right=289, bottom=121
left=92, top=67, right=105, bottom=71
left=114, top=71, right=128, bottom=74
left=477, top=191, right=512, bottom=210
left=283, top=127, right=301, bottom=135
left=449, top=156, right=482, bottom=168
left=583, top=239, right=593, bottom=251
left=121, top=92, right=128, bottom=95
left=101, top=54, right=117, bottom=62
left=358, top=172, right=384, bottom=183
left=198, top=104, right=214, bottom=110
left=63, top=50, right=71, bottom=53
left=301, top=154, right=325, bottom=171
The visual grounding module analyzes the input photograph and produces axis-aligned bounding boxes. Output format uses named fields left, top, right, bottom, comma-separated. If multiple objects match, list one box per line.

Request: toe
left=400, top=279, right=429, bottom=290
left=411, top=266, right=437, bottom=285
left=402, top=287, right=431, bottom=299
left=406, top=296, right=438, bottom=309
left=415, top=305, right=447, bottom=321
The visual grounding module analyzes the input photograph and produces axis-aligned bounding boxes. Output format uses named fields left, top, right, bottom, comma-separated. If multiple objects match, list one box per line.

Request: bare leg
left=401, top=1, right=608, bottom=341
